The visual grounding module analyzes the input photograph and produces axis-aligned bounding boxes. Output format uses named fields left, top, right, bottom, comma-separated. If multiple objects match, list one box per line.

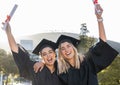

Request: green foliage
left=0, top=48, right=18, bottom=74
left=0, top=49, right=7, bottom=57
left=77, top=35, right=97, bottom=54
left=98, top=55, right=120, bottom=85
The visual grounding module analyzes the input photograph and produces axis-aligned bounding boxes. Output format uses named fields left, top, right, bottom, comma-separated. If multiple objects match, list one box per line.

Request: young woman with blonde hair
left=56, top=4, right=118, bottom=85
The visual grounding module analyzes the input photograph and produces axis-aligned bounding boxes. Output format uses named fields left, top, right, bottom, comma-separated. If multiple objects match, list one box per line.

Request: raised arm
left=2, top=22, right=18, bottom=52
left=95, top=4, right=106, bottom=42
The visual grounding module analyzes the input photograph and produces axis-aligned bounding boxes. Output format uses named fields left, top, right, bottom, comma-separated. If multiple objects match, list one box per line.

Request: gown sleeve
left=86, top=38, right=119, bottom=73
left=12, top=44, right=36, bottom=80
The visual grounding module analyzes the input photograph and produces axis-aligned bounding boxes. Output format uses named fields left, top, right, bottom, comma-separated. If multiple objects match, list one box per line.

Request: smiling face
left=40, top=47, right=56, bottom=66
left=60, top=42, right=75, bottom=61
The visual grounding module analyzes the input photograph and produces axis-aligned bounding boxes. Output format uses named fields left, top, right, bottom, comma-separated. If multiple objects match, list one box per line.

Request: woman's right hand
left=2, top=22, right=12, bottom=34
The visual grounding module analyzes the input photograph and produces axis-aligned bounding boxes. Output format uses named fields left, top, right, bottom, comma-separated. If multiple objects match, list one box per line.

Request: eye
left=42, top=53, right=47, bottom=57
left=67, top=44, right=71, bottom=48
left=49, top=50, right=54, bottom=54
left=61, top=47, right=65, bottom=51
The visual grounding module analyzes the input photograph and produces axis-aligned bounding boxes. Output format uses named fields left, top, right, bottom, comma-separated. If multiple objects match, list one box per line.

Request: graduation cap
left=56, top=35, right=80, bottom=48
left=32, top=39, right=57, bottom=55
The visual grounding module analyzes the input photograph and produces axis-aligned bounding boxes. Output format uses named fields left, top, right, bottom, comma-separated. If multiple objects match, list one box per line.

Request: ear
left=39, top=52, right=43, bottom=58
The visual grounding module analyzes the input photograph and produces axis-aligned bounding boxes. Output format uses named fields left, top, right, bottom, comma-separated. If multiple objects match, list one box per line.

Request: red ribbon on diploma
left=93, top=0, right=98, bottom=4
left=5, top=15, right=11, bottom=22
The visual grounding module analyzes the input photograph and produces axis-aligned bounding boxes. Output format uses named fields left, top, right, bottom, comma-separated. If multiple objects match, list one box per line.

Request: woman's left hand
left=95, top=4, right=103, bottom=18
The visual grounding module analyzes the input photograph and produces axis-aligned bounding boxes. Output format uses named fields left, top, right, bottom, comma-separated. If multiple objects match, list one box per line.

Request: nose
left=46, top=53, right=51, bottom=58
left=64, top=48, right=69, bottom=53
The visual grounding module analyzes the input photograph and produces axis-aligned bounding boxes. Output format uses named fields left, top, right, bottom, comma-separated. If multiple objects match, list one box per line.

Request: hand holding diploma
left=92, top=0, right=102, bottom=15
left=2, top=4, right=18, bottom=30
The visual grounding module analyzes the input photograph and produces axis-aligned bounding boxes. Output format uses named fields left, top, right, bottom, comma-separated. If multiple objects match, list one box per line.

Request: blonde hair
left=57, top=43, right=84, bottom=74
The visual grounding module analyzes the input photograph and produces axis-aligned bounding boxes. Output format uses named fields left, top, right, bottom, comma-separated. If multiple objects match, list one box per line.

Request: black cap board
left=56, top=35, right=80, bottom=48
left=32, top=39, right=57, bottom=55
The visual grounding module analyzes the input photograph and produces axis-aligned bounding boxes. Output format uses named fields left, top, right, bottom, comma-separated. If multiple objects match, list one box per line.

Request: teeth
left=66, top=53, right=70, bottom=55
left=47, top=58, right=52, bottom=63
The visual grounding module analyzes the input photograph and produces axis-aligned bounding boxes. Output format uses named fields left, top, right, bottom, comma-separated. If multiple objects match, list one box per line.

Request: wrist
left=97, top=17, right=103, bottom=22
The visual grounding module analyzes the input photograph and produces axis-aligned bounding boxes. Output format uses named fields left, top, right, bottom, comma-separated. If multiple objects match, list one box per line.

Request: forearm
left=6, top=32, right=18, bottom=53
left=97, top=18, right=106, bottom=42
left=3, top=22, right=18, bottom=52
left=95, top=4, right=107, bottom=42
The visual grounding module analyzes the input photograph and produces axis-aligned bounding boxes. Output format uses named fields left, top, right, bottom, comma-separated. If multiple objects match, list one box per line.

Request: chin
left=47, top=62, right=54, bottom=66
left=67, top=55, right=73, bottom=58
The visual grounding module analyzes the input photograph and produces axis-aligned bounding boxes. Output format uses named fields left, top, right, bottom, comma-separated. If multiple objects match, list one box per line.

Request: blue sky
left=0, top=0, right=120, bottom=43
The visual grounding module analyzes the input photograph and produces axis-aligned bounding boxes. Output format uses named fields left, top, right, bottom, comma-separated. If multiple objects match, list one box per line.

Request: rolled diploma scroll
left=3, top=4, right=18, bottom=30
left=92, top=0, right=101, bottom=14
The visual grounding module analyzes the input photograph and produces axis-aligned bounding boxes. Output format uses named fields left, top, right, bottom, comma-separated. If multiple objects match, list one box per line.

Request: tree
left=0, top=49, right=18, bottom=74
left=98, top=55, right=120, bottom=85
left=77, top=35, right=97, bottom=54
left=80, top=23, right=89, bottom=36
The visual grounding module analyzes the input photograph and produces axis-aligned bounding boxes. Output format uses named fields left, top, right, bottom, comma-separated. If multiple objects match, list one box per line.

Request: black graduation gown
left=58, top=39, right=119, bottom=85
left=12, top=45, right=65, bottom=85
